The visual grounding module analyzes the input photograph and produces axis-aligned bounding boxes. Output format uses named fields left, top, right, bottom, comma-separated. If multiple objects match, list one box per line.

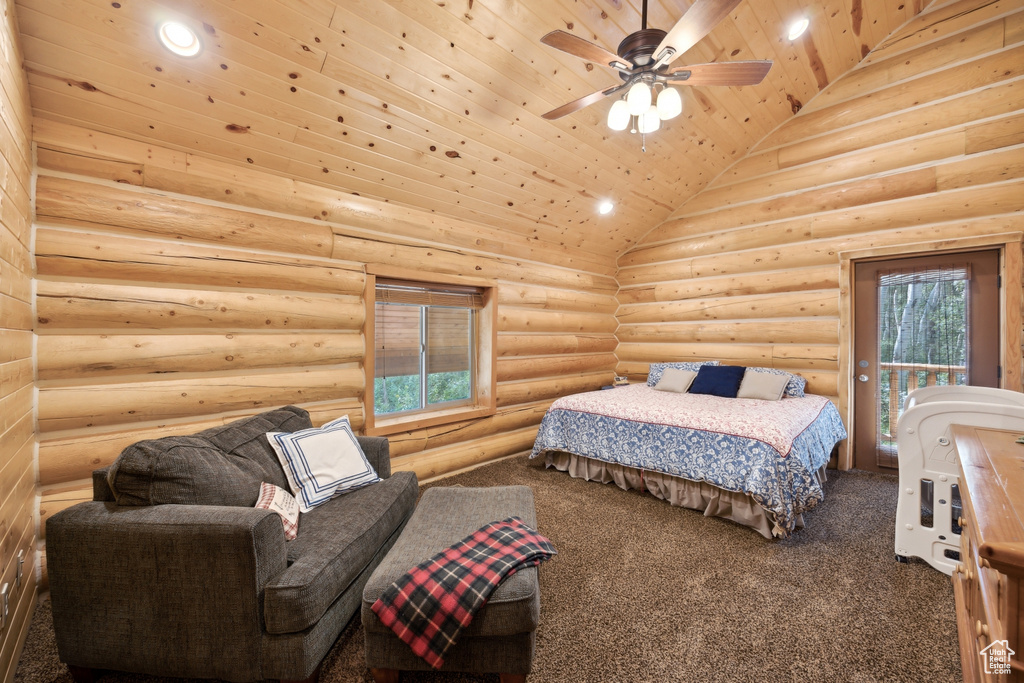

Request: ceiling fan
left=540, top=0, right=771, bottom=131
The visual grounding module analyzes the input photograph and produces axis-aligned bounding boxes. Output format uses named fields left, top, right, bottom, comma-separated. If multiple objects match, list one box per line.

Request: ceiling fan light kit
left=657, top=87, right=683, bottom=120
left=540, top=0, right=772, bottom=151
left=638, top=106, right=661, bottom=134
left=607, top=83, right=681, bottom=133
left=607, top=99, right=631, bottom=131
left=627, top=80, right=653, bottom=116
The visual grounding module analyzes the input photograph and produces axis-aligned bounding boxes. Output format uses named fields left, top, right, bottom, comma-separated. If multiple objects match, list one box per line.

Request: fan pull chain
left=627, top=114, right=647, bottom=152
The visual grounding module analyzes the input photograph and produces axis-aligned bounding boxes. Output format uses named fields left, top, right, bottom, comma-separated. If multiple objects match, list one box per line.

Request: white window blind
left=375, top=278, right=483, bottom=309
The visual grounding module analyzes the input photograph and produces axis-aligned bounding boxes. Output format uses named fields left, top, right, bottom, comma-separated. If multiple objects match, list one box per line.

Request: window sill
left=364, top=403, right=495, bottom=437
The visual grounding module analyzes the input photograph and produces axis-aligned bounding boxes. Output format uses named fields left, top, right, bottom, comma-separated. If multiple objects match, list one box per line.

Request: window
left=374, top=279, right=478, bottom=414
left=363, top=266, right=496, bottom=436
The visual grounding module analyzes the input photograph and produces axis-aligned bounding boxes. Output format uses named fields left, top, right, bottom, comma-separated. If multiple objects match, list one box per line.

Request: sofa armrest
left=46, top=502, right=287, bottom=680
left=358, top=436, right=391, bottom=478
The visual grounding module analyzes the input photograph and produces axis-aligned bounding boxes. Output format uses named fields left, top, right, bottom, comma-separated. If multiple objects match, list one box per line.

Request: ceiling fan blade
left=652, top=0, right=744, bottom=67
left=542, top=83, right=629, bottom=120
left=667, top=60, right=772, bottom=86
left=541, top=31, right=632, bottom=71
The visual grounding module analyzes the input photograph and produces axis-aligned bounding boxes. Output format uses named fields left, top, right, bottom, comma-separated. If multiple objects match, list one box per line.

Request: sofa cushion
left=106, top=406, right=312, bottom=507
left=196, top=406, right=310, bottom=491
left=263, top=470, right=419, bottom=635
left=267, top=415, right=380, bottom=513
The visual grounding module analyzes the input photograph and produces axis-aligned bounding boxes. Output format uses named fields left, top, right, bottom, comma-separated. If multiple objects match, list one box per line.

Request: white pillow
left=266, top=415, right=380, bottom=513
left=653, top=368, right=697, bottom=393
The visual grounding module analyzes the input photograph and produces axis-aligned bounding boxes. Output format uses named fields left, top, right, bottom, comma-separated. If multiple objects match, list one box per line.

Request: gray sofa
left=46, top=406, right=418, bottom=683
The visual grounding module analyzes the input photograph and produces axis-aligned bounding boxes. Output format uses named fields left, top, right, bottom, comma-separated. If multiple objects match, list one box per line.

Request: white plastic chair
left=895, top=385, right=1024, bottom=574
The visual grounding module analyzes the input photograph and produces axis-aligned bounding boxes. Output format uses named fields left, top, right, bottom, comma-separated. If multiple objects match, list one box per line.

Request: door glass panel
left=876, top=265, right=969, bottom=466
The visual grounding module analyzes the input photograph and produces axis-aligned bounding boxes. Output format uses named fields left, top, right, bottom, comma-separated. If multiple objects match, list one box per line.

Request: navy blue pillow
left=689, top=365, right=747, bottom=398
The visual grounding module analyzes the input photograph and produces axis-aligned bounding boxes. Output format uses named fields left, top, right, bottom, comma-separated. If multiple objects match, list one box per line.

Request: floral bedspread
left=529, top=384, right=848, bottom=535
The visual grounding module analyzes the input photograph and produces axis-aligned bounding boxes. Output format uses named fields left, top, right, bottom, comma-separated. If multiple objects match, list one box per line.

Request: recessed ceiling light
left=788, top=17, right=810, bottom=41
left=598, top=201, right=614, bottom=215
left=158, top=21, right=202, bottom=57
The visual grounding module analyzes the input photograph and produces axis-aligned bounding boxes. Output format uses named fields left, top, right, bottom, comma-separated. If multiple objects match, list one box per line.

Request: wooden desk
left=952, top=424, right=1024, bottom=682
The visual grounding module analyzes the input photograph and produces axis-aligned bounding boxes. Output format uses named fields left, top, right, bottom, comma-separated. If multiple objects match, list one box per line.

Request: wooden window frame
left=363, top=264, right=497, bottom=436
left=837, top=232, right=1023, bottom=470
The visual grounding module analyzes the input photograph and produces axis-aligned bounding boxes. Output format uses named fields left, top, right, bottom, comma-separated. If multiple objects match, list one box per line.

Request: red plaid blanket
left=370, top=516, right=556, bottom=670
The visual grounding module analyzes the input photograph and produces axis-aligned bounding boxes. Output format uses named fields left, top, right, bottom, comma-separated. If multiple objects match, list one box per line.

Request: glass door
left=853, top=250, right=1000, bottom=470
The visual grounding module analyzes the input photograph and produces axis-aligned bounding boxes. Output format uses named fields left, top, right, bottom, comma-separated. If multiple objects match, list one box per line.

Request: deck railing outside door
left=879, top=362, right=967, bottom=440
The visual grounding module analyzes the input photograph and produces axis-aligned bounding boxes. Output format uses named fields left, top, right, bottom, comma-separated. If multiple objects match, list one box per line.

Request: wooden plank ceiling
left=14, top=0, right=923, bottom=262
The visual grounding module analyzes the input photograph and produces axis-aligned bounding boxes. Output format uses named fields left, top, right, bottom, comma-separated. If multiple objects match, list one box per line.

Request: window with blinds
left=373, top=278, right=482, bottom=416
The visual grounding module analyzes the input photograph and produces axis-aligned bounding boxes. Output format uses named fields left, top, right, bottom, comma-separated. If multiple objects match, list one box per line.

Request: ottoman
left=362, top=485, right=543, bottom=683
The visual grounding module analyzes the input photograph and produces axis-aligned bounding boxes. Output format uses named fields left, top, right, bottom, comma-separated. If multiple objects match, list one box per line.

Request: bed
left=529, top=364, right=848, bottom=538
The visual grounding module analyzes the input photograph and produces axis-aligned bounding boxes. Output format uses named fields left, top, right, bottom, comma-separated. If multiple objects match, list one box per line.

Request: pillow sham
left=267, top=415, right=380, bottom=513
left=653, top=368, right=697, bottom=393
left=255, top=482, right=300, bottom=540
left=688, top=365, right=746, bottom=398
left=647, top=360, right=719, bottom=387
left=744, top=366, right=807, bottom=397
left=737, top=370, right=790, bottom=401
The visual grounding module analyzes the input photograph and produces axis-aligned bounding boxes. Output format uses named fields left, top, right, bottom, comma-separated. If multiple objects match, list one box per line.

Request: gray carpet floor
left=15, top=455, right=961, bottom=682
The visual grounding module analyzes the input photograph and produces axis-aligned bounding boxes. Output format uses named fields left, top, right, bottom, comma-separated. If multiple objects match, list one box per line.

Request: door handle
left=857, top=374, right=870, bottom=383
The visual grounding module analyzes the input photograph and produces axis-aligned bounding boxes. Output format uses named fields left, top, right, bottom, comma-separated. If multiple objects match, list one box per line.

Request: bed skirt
left=543, top=451, right=828, bottom=539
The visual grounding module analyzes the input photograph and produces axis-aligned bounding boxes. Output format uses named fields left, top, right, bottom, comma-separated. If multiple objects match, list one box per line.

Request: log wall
left=616, top=0, right=1024, bottom=463
left=0, top=1, right=35, bottom=680
left=31, top=119, right=619, bottom=587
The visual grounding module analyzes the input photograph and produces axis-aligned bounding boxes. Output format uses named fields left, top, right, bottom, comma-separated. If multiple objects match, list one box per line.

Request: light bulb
left=788, top=17, right=809, bottom=40
left=158, top=21, right=201, bottom=56
left=626, top=81, right=652, bottom=117
left=638, top=105, right=661, bottom=134
left=598, top=201, right=614, bottom=215
left=607, top=99, right=630, bottom=131
left=657, top=87, right=682, bottom=120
